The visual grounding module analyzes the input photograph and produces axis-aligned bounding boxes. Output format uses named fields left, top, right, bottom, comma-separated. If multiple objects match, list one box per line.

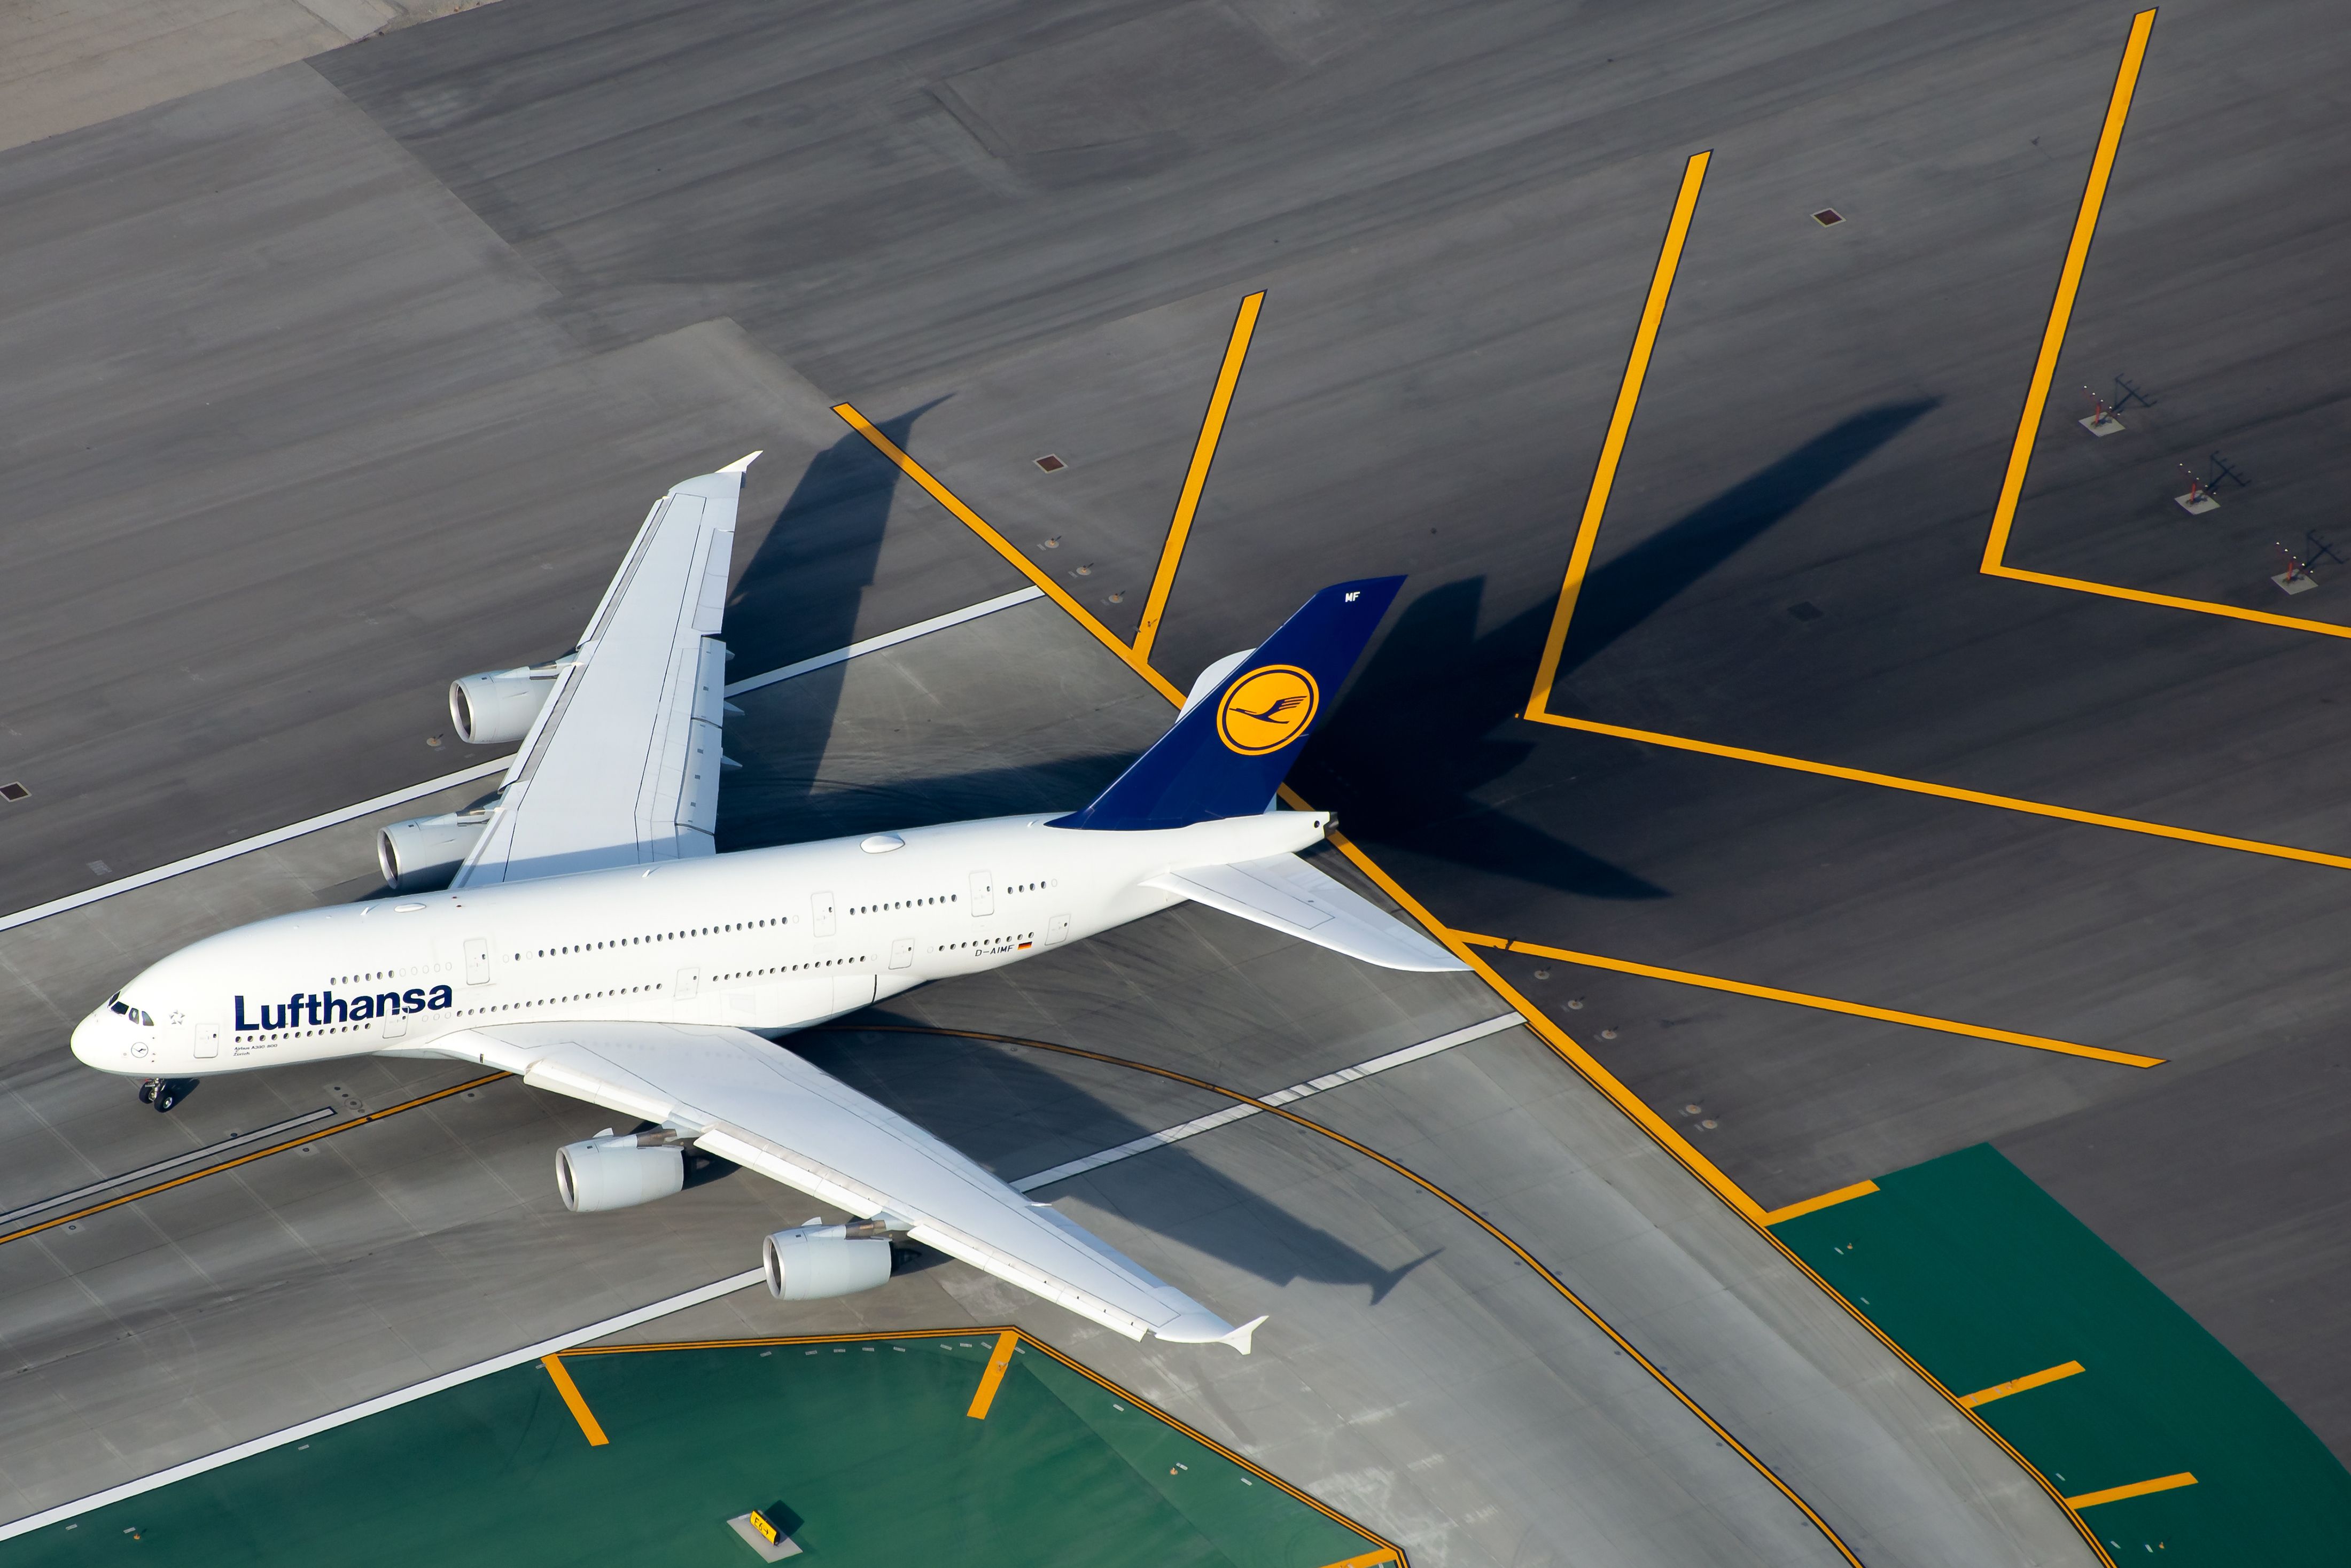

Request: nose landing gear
left=139, top=1078, right=198, bottom=1113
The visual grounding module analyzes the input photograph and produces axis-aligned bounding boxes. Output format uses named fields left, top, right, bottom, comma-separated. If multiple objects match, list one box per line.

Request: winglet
left=1154, top=1308, right=1266, bottom=1353
left=718, top=450, right=763, bottom=473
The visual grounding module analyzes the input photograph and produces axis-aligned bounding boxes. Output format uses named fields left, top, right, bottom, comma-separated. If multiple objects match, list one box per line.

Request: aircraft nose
left=69, top=1010, right=105, bottom=1067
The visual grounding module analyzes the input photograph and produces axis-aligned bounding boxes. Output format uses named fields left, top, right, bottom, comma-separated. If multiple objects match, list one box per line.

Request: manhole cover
left=1812, top=208, right=1844, bottom=226
left=1034, top=454, right=1066, bottom=472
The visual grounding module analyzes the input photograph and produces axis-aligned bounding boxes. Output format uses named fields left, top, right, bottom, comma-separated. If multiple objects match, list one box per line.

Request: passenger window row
left=528, top=917, right=789, bottom=960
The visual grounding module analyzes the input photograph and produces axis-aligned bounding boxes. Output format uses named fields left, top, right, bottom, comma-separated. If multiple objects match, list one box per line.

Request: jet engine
left=762, top=1221, right=893, bottom=1300
left=556, top=1132, right=686, bottom=1213
left=448, top=656, right=571, bottom=746
left=377, top=793, right=498, bottom=892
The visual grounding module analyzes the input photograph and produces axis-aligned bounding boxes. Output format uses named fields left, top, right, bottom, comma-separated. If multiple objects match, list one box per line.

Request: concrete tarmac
left=0, top=603, right=2092, bottom=1565
left=3, top=0, right=2346, bottom=1553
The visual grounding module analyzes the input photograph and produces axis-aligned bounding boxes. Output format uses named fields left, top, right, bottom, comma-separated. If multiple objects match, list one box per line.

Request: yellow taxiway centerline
left=966, top=1329, right=1020, bottom=1419
left=1468, top=934, right=2165, bottom=1068
left=1522, top=710, right=2351, bottom=873
left=1961, top=1360, right=2087, bottom=1409
left=541, top=1354, right=610, bottom=1446
left=1980, top=8, right=2157, bottom=571
left=1764, top=1181, right=1880, bottom=1226
left=1528, top=150, right=1710, bottom=720
left=2065, top=1471, right=2196, bottom=1510
left=0, top=1072, right=508, bottom=1251
left=1134, top=292, right=1266, bottom=662
left=832, top=403, right=1186, bottom=705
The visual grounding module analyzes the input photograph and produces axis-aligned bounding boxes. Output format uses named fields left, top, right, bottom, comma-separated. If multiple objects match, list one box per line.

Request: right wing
left=454, top=456, right=754, bottom=887
left=442, top=1020, right=1264, bottom=1352
left=1147, top=853, right=1467, bottom=972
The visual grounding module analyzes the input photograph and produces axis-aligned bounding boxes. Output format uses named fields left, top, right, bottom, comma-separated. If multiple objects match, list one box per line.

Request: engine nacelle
left=556, top=1133, right=685, bottom=1213
left=377, top=798, right=495, bottom=892
left=449, top=659, right=567, bottom=746
left=763, top=1224, right=893, bottom=1300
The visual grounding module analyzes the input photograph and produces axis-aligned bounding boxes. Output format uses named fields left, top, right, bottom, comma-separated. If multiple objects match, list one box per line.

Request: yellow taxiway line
left=1971, top=12, right=2336, bottom=638
left=0, top=1072, right=508, bottom=1251
left=1521, top=711, right=2351, bottom=873
left=541, top=1354, right=610, bottom=1446
left=966, top=1329, right=1020, bottom=1419
left=1980, top=8, right=2155, bottom=570
left=1528, top=150, right=1710, bottom=719
left=1134, top=292, right=1265, bottom=662
left=1961, top=1360, right=2087, bottom=1409
left=1468, top=934, right=2165, bottom=1068
left=2065, top=1471, right=2196, bottom=1510
left=833, top=402, right=1186, bottom=706
left=1762, top=1181, right=1880, bottom=1226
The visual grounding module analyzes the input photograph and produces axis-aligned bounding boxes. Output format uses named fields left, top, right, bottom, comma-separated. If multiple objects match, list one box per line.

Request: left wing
left=441, top=1021, right=1264, bottom=1352
left=455, top=456, right=756, bottom=887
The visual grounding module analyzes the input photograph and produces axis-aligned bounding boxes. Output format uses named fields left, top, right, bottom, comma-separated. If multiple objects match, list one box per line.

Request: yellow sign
left=749, top=1511, right=779, bottom=1544
left=1216, top=665, right=1319, bottom=755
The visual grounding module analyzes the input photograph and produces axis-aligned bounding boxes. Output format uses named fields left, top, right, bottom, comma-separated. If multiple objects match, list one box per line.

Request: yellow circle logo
left=1216, top=665, right=1320, bottom=755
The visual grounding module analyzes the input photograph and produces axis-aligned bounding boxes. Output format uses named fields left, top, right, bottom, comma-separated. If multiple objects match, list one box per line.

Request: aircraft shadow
left=1293, top=400, right=1939, bottom=900
left=798, top=1023, right=1444, bottom=1304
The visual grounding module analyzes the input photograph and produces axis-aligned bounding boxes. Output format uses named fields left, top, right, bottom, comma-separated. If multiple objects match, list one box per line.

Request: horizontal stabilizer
left=1148, top=854, right=1466, bottom=972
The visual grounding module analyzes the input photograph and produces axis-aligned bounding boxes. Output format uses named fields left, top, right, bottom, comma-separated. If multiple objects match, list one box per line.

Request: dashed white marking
left=0, top=1106, right=337, bottom=1229
left=1011, top=1013, right=1524, bottom=1192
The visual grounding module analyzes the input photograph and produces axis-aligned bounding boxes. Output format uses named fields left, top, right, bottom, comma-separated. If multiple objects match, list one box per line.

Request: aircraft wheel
left=138, top=1078, right=159, bottom=1105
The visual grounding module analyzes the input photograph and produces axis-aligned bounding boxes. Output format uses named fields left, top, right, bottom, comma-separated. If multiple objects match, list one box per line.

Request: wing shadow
left=800, top=1024, right=1449, bottom=1305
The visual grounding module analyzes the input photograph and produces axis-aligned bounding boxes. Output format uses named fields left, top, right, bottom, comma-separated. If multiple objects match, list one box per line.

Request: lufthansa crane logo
left=1216, top=665, right=1320, bottom=755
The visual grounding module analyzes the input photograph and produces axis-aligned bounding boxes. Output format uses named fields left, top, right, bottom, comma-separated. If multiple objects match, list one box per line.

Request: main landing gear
left=139, top=1077, right=198, bottom=1113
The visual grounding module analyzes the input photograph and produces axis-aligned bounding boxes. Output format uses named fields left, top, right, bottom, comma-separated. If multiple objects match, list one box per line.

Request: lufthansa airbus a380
left=69, top=454, right=1460, bottom=1353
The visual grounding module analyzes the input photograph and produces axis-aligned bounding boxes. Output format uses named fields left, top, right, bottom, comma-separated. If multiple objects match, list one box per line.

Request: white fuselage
left=69, top=810, right=1328, bottom=1080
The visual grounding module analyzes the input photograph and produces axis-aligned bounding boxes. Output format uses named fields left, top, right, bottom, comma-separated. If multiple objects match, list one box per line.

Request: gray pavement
left=4, top=0, right=2347, bottom=1555
left=0, top=605, right=2092, bottom=1565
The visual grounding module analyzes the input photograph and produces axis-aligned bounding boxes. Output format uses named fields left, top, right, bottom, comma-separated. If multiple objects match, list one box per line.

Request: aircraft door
left=675, top=967, right=700, bottom=999
left=193, top=1020, right=221, bottom=1059
left=464, top=938, right=491, bottom=986
left=889, top=938, right=914, bottom=970
left=1045, top=915, right=1071, bottom=945
left=968, top=870, right=994, bottom=916
left=811, top=892, right=836, bottom=936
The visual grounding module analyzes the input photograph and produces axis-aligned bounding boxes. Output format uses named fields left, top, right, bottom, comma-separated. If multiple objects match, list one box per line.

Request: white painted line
left=723, top=586, right=1041, bottom=699
left=1011, top=1013, right=1524, bottom=1192
left=0, top=1106, right=337, bottom=1229
left=0, top=1009, right=1524, bottom=1535
left=0, top=589, right=1049, bottom=934
left=0, top=760, right=514, bottom=937
left=0, top=1268, right=767, bottom=1540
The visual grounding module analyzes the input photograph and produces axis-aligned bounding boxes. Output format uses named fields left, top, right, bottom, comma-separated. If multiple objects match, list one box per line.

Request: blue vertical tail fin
left=1052, top=577, right=1404, bottom=832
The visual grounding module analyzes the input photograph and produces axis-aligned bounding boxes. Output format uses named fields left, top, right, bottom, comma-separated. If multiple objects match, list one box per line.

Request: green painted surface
left=1775, top=1143, right=2351, bottom=1566
left=13, top=1337, right=1380, bottom=1567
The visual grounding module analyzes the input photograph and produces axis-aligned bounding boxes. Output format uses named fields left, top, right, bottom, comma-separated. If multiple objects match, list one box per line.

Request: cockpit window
left=109, top=998, right=129, bottom=1015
